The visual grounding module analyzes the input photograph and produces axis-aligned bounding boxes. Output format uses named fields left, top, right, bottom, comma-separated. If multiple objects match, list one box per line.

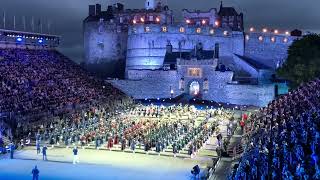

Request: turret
left=145, top=0, right=156, bottom=10
left=95, top=4, right=101, bottom=16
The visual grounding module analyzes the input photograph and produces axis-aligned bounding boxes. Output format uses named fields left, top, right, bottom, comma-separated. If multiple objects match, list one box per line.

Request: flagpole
left=13, top=15, right=16, bottom=30
left=40, top=19, right=43, bottom=33
left=22, top=16, right=26, bottom=31
left=31, top=16, right=34, bottom=32
left=47, top=20, right=51, bottom=34
left=3, top=11, right=5, bottom=29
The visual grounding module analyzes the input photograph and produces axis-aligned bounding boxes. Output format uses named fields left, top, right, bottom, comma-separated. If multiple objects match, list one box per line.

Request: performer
left=72, top=146, right=79, bottom=164
left=188, top=144, right=193, bottom=158
left=114, top=134, right=119, bottom=145
left=121, top=137, right=126, bottom=151
left=42, top=145, right=48, bottom=161
left=107, top=134, right=113, bottom=150
left=155, top=141, right=161, bottom=155
left=130, top=138, right=136, bottom=153
left=9, top=142, right=15, bottom=159
left=172, top=142, right=178, bottom=157
left=36, top=140, right=41, bottom=154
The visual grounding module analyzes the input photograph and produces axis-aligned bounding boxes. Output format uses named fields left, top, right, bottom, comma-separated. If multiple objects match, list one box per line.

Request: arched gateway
left=189, top=81, right=200, bottom=96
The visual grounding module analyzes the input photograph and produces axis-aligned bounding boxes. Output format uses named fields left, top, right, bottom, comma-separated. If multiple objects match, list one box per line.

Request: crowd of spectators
left=0, top=47, right=131, bottom=141
left=230, top=78, right=320, bottom=179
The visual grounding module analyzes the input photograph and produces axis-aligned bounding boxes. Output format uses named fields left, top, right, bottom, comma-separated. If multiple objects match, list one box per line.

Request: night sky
left=0, top=0, right=319, bottom=63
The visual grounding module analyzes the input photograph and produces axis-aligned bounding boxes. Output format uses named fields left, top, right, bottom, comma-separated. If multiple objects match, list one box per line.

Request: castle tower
left=145, top=0, right=156, bottom=10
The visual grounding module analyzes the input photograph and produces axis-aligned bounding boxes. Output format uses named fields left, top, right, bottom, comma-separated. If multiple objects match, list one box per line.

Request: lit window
left=258, top=36, right=263, bottom=41
left=188, top=68, right=202, bottom=77
left=196, top=28, right=201, bottom=33
left=210, top=29, right=215, bottom=35
left=162, top=26, right=167, bottom=32
left=145, top=26, right=150, bottom=32
left=179, top=27, right=185, bottom=33
left=245, top=35, right=250, bottom=41
left=149, top=16, right=154, bottom=21
left=283, top=38, right=288, bottom=43
left=223, top=31, right=228, bottom=36
left=271, top=37, right=275, bottom=43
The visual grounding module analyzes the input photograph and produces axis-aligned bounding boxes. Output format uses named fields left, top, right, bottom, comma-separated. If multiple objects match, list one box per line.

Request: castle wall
left=244, top=32, right=297, bottom=69
left=202, top=83, right=275, bottom=106
left=182, top=9, right=218, bottom=26
left=84, top=21, right=128, bottom=64
left=126, top=24, right=244, bottom=72
left=109, top=70, right=275, bottom=107
left=109, top=70, right=180, bottom=99
left=232, top=54, right=259, bottom=78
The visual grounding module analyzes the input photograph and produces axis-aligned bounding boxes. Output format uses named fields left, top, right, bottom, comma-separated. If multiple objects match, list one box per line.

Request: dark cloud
left=1, top=0, right=319, bottom=63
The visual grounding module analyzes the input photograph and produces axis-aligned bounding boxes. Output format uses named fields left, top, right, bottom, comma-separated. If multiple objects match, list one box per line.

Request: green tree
left=277, top=34, right=320, bottom=88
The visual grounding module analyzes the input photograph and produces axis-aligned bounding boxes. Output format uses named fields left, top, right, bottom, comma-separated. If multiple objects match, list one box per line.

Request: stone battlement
left=177, top=58, right=218, bottom=67
left=128, top=24, right=234, bottom=37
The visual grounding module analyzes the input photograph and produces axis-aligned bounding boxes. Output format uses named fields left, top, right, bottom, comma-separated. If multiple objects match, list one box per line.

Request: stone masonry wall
left=244, top=32, right=298, bottom=69
left=126, top=24, right=244, bottom=71
left=84, top=21, right=128, bottom=64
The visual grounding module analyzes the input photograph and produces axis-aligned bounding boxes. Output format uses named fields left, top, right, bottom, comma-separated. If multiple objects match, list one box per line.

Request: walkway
left=210, top=126, right=243, bottom=180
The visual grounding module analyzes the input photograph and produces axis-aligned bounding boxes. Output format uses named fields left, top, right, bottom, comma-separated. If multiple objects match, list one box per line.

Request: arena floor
left=0, top=146, right=210, bottom=180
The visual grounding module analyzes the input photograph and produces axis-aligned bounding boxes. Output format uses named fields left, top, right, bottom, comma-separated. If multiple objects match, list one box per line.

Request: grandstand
left=229, top=79, right=320, bottom=179
left=0, top=29, right=131, bottom=144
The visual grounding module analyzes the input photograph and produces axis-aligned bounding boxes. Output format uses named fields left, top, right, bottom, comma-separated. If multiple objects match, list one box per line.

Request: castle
left=83, top=0, right=302, bottom=107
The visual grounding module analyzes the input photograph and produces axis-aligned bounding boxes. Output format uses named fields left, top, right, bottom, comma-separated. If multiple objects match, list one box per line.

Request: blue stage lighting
left=38, top=39, right=43, bottom=43
left=16, top=37, right=22, bottom=42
